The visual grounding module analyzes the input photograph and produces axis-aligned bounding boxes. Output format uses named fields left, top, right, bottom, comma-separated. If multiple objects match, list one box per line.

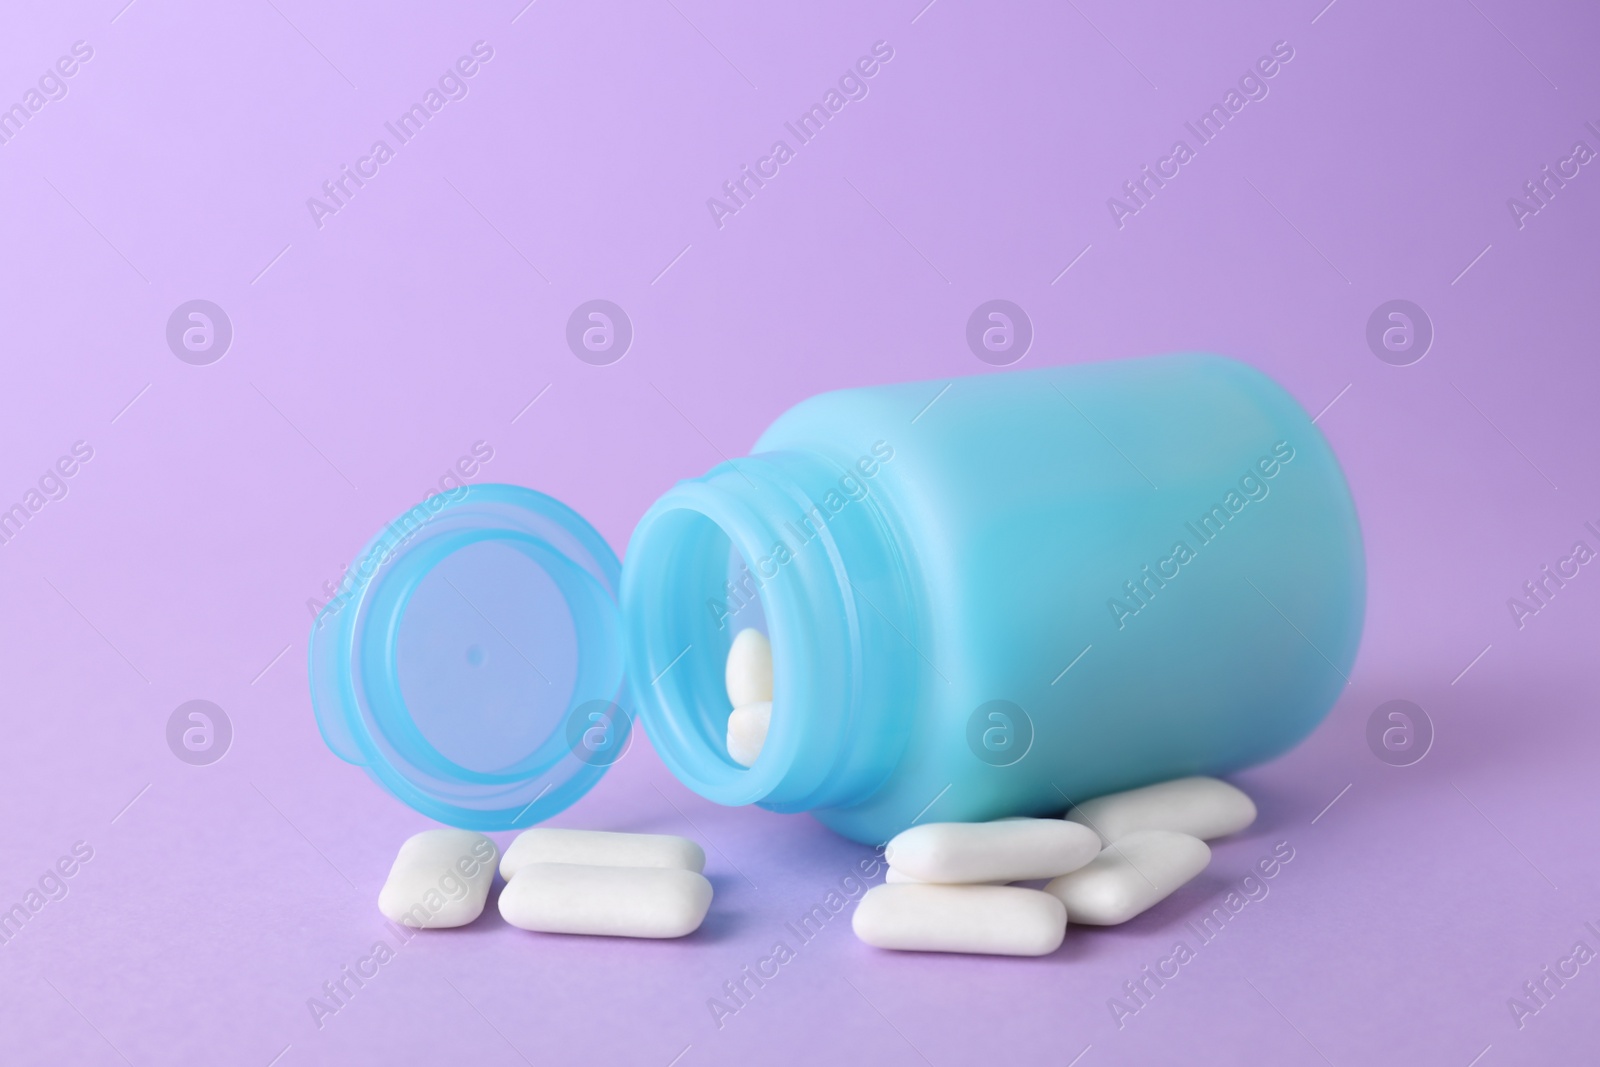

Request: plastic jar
left=310, top=353, right=1364, bottom=844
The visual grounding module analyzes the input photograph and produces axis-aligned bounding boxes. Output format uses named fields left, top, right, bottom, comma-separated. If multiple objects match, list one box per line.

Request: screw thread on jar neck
left=622, top=449, right=915, bottom=812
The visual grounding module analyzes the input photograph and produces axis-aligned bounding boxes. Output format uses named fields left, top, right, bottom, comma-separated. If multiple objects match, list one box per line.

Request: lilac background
left=1, top=0, right=1597, bottom=1063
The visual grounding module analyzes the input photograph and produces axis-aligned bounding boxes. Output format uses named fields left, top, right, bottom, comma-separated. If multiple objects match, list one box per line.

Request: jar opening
left=623, top=451, right=913, bottom=813
left=627, top=504, right=797, bottom=803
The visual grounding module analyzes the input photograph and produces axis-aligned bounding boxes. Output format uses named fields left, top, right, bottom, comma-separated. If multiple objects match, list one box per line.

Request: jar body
left=624, top=354, right=1364, bottom=845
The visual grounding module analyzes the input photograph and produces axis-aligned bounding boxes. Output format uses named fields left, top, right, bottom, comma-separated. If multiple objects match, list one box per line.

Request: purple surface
left=0, top=0, right=1596, bottom=1063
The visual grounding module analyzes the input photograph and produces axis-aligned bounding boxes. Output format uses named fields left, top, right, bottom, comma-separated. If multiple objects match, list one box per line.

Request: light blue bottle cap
left=308, top=484, right=628, bottom=830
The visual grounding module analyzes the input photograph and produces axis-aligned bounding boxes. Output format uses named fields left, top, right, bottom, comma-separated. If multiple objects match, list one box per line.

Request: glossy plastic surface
left=312, top=355, right=1364, bottom=845
left=625, top=354, right=1365, bottom=843
left=308, top=485, right=627, bottom=830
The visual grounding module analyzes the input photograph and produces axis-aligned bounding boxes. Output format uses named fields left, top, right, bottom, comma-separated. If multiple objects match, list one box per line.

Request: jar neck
left=622, top=448, right=915, bottom=812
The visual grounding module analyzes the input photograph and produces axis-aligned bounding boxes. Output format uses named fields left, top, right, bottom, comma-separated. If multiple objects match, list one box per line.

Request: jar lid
left=308, top=484, right=628, bottom=830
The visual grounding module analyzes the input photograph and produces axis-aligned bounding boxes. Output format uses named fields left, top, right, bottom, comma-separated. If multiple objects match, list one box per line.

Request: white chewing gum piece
left=725, top=628, right=773, bottom=708
left=498, top=863, right=713, bottom=939
left=498, top=828, right=705, bottom=881
left=1065, top=776, right=1256, bottom=844
left=852, top=884, right=1066, bottom=956
left=726, top=702, right=771, bottom=767
left=1044, top=830, right=1211, bottom=925
left=884, top=818, right=1102, bottom=884
left=884, top=867, right=1005, bottom=885
left=378, top=829, right=499, bottom=929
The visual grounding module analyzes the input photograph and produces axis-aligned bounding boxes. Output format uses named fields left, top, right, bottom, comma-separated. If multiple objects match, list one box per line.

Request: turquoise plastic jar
left=310, top=354, right=1364, bottom=845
